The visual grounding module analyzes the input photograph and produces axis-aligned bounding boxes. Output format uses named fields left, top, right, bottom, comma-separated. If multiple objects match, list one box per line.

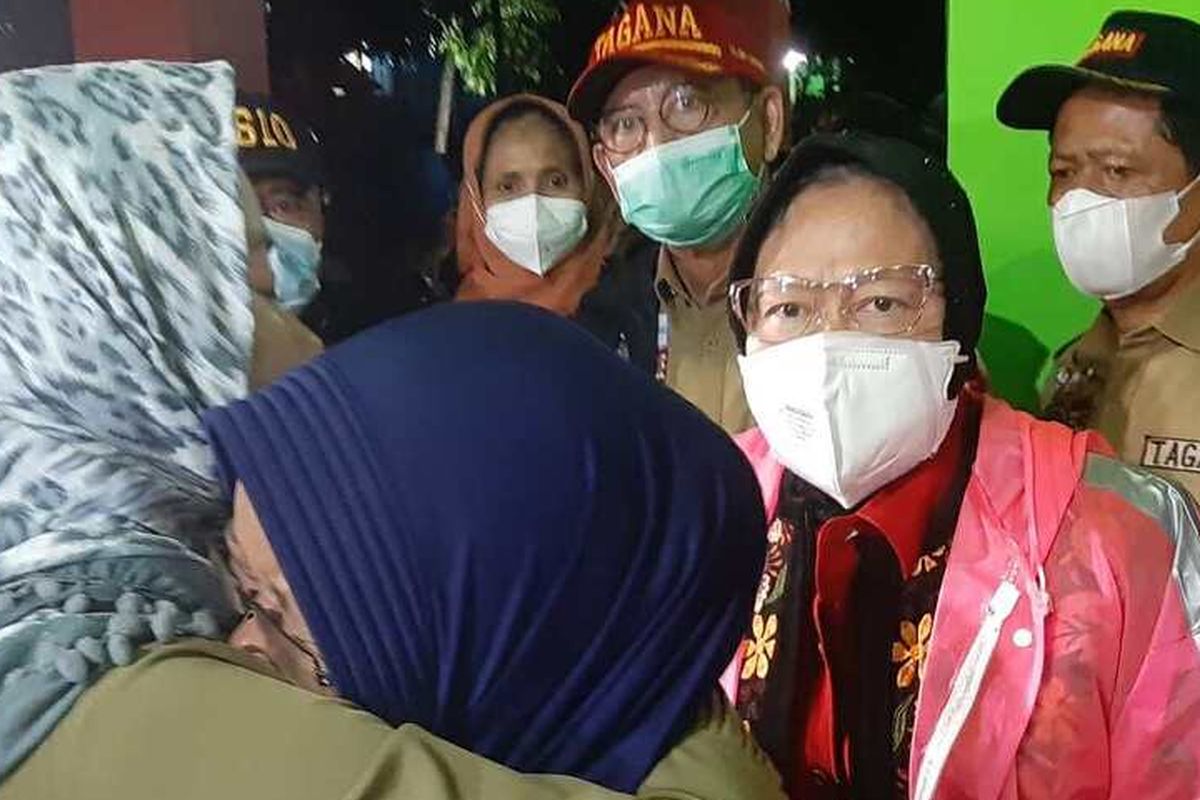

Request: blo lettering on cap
left=591, top=3, right=717, bottom=64
left=1141, top=436, right=1200, bottom=474
left=234, top=106, right=299, bottom=151
left=1082, top=29, right=1147, bottom=62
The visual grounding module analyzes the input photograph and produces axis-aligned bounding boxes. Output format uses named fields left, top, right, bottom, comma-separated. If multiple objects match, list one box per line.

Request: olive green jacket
left=0, top=641, right=783, bottom=800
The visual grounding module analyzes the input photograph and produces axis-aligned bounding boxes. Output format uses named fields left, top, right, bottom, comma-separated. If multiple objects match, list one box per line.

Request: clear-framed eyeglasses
left=729, top=264, right=942, bottom=344
left=596, top=81, right=746, bottom=155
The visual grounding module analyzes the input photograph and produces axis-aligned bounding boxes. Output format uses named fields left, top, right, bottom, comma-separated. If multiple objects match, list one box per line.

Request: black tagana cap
left=729, top=131, right=987, bottom=370
left=998, top=10, right=1200, bottom=130
left=235, top=92, right=323, bottom=188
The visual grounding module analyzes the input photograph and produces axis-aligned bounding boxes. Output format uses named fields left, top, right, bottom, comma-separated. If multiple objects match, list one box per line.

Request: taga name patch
left=1142, top=436, right=1200, bottom=474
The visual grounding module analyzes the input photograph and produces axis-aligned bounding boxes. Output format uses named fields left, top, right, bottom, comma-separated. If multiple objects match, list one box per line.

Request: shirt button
left=1012, top=628, right=1034, bottom=648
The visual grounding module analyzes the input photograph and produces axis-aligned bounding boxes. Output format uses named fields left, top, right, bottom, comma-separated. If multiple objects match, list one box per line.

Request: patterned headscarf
left=0, top=61, right=251, bottom=778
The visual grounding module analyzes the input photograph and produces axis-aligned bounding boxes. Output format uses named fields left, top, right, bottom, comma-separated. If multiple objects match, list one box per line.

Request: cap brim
left=567, top=53, right=738, bottom=123
left=240, top=152, right=321, bottom=187
left=568, top=57, right=657, bottom=124
left=998, top=64, right=1170, bottom=130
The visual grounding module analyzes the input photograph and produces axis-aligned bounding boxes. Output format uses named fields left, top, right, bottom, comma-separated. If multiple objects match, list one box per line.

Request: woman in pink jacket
left=723, top=131, right=1200, bottom=799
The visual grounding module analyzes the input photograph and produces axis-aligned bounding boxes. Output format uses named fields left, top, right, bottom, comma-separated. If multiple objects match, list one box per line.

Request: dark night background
left=266, top=0, right=946, bottom=133
left=263, top=0, right=947, bottom=333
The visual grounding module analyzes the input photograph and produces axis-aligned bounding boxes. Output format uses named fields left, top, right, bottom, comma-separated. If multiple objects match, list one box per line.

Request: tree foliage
left=791, top=55, right=846, bottom=102
left=431, top=0, right=562, bottom=97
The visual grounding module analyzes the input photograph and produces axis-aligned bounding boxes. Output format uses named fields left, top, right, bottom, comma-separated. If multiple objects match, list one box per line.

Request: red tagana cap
left=568, top=0, right=792, bottom=123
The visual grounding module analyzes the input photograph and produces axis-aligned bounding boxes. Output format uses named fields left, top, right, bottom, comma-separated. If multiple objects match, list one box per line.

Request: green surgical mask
left=611, top=110, right=761, bottom=249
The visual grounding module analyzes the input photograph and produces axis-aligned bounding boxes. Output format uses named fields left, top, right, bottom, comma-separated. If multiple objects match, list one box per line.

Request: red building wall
left=70, top=0, right=268, bottom=91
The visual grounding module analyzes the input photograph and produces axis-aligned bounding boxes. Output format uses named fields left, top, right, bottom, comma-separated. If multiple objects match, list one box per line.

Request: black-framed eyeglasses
left=729, top=264, right=942, bottom=344
left=237, top=593, right=332, bottom=689
left=596, top=81, right=748, bottom=155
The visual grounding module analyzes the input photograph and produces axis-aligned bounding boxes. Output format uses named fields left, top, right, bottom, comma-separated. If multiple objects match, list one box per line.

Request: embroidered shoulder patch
left=1142, top=436, right=1200, bottom=474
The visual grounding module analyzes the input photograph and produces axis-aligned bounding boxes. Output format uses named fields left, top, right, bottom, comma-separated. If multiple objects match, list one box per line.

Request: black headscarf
left=727, top=132, right=988, bottom=794
left=729, top=131, right=987, bottom=391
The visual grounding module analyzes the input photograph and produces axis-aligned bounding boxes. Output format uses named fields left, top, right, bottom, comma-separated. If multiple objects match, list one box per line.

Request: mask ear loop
left=735, top=101, right=755, bottom=131
left=942, top=345, right=972, bottom=401
left=1178, top=171, right=1200, bottom=200
left=468, top=180, right=489, bottom=226
left=927, top=346, right=971, bottom=448
left=730, top=94, right=771, bottom=212
left=1172, top=173, right=1200, bottom=251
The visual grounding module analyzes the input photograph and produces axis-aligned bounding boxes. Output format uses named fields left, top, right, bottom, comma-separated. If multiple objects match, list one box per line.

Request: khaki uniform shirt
left=1042, top=277, right=1200, bottom=500
left=0, top=640, right=785, bottom=800
left=250, top=293, right=324, bottom=390
left=656, top=249, right=754, bottom=436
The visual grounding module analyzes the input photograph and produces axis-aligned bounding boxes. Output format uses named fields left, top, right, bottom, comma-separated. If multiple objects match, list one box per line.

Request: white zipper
left=912, top=577, right=1022, bottom=800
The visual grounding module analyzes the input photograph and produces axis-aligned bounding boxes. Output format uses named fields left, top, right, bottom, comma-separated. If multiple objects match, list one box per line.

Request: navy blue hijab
left=203, top=302, right=765, bottom=790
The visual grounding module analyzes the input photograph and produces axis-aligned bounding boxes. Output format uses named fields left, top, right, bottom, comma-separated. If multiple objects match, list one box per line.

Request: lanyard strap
left=655, top=309, right=670, bottom=383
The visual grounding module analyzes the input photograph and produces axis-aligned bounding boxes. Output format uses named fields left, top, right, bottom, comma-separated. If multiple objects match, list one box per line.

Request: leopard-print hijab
left=0, top=60, right=252, bottom=778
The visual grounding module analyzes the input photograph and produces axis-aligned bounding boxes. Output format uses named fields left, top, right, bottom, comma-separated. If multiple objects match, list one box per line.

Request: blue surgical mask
left=263, top=217, right=321, bottom=312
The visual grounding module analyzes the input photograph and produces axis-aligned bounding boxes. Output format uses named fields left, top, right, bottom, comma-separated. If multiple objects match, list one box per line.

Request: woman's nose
left=810, top=296, right=854, bottom=333
left=229, top=613, right=274, bottom=665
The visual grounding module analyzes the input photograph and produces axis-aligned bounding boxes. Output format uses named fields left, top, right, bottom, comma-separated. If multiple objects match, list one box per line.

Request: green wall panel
left=948, top=0, right=1197, bottom=409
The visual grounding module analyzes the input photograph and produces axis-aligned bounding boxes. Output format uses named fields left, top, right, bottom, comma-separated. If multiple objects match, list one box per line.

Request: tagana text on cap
left=568, top=0, right=791, bottom=123
left=998, top=10, right=1200, bottom=131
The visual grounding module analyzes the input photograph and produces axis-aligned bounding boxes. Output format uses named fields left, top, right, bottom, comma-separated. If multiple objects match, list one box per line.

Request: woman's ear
left=593, top=143, right=618, bottom=195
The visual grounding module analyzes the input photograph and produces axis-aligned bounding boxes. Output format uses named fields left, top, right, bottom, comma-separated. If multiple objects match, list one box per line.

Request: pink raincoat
left=727, top=396, right=1200, bottom=799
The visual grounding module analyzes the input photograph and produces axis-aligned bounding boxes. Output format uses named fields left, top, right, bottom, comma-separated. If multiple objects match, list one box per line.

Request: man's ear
left=761, top=85, right=787, bottom=163
left=593, top=143, right=618, bottom=194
